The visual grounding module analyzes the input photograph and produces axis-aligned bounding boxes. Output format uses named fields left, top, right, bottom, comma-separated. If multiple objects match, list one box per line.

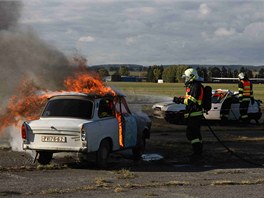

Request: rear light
left=81, top=126, right=87, bottom=147
left=81, top=126, right=86, bottom=141
left=21, top=123, right=26, bottom=139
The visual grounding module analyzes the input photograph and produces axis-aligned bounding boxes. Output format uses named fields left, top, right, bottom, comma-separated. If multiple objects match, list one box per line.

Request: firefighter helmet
left=182, top=68, right=199, bottom=82
left=238, top=72, right=246, bottom=80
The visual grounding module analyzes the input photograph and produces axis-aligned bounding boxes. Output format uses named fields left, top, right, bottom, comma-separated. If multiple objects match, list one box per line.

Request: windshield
left=42, top=98, right=93, bottom=119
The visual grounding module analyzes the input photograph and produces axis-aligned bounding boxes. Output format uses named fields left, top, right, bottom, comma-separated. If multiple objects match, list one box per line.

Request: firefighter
left=173, top=68, right=204, bottom=163
left=238, top=72, right=254, bottom=122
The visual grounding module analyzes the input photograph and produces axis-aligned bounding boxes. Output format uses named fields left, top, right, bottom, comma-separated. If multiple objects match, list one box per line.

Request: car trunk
left=24, top=117, right=90, bottom=152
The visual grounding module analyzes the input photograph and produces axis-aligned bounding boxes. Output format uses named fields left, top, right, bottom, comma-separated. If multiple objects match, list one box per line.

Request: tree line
left=146, top=65, right=264, bottom=83
left=92, top=64, right=264, bottom=83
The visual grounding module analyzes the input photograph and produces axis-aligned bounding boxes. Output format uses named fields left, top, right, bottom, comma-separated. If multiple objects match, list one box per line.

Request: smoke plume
left=0, top=1, right=73, bottom=102
left=0, top=1, right=75, bottom=150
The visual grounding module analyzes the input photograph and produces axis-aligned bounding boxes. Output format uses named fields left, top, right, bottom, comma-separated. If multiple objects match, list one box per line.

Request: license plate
left=41, top=136, right=67, bottom=143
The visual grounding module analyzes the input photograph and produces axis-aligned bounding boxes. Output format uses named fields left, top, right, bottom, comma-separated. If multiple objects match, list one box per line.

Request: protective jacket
left=184, top=81, right=204, bottom=118
left=238, top=79, right=253, bottom=102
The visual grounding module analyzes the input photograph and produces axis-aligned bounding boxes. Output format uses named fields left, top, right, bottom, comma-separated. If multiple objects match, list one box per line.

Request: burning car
left=152, top=89, right=262, bottom=124
left=22, top=92, right=151, bottom=167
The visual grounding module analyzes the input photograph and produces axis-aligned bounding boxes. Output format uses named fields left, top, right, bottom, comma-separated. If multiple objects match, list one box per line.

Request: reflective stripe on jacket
left=238, top=80, right=253, bottom=102
left=184, top=81, right=204, bottom=118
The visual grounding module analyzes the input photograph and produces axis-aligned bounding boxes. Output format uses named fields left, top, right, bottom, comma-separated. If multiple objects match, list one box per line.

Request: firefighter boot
left=189, top=143, right=203, bottom=164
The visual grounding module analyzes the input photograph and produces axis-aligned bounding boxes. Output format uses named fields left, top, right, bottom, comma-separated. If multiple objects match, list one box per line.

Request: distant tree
left=146, top=65, right=163, bottom=82
left=161, top=65, right=188, bottom=83
left=175, top=65, right=189, bottom=82
left=234, top=69, right=239, bottom=78
left=153, top=66, right=162, bottom=82
left=240, top=67, right=246, bottom=73
left=227, top=68, right=233, bottom=78
left=97, top=68, right=109, bottom=78
left=245, top=69, right=253, bottom=78
left=109, top=66, right=118, bottom=72
left=197, top=67, right=208, bottom=82
left=162, top=66, right=177, bottom=83
left=147, top=66, right=155, bottom=82
left=154, top=65, right=163, bottom=81
left=210, top=67, right=221, bottom=77
left=221, top=66, right=228, bottom=77
left=119, top=66, right=130, bottom=76
left=111, top=71, right=121, bottom=82
left=208, top=69, right=212, bottom=82
left=258, top=68, right=264, bottom=78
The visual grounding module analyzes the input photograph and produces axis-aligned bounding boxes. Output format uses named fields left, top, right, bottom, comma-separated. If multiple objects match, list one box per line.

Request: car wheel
left=132, top=135, right=146, bottom=160
left=37, top=151, right=53, bottom=165
left=96, top=139, right=111, bottom=168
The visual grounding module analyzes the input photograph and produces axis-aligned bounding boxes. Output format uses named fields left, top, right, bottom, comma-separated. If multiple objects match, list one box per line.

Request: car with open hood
left=22, top=92, right=151, bottom=167
left=152, top=89, right=262, bottom=124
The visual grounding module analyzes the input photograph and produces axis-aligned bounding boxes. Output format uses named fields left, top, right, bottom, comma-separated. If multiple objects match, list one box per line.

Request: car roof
left=48, top=91, right=125, bottom=100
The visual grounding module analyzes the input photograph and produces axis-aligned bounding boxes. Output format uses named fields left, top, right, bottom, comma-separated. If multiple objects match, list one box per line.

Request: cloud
left=199, top=3, right=211, bottom=17
left=243, top=22, right=264, bottom=39
left=78, top=36, right=96, bottom=42
left=214, top=27, right=236, bottom=37
left=19, top=1, right=264, bottom=65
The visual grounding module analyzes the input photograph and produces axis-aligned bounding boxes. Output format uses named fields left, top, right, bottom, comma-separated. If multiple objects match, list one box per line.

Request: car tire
left=96, top=139, right=111, bottom=168
left=37, top=151, right=53, bottom=165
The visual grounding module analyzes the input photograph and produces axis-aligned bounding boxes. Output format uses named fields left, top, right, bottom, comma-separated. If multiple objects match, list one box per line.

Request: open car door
left=114, top=96, right=137, bottom=148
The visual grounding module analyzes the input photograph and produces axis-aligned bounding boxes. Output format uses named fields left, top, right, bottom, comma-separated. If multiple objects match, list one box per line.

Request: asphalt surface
left=0, top=113, right=264, bottom=198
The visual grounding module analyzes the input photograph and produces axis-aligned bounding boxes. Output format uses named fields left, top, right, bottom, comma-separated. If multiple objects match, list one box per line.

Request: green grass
left=107, top=82, right=264, bottom=102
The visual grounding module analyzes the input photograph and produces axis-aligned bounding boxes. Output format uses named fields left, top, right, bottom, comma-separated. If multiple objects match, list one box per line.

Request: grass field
left=107, top=82, right=264, bottom=103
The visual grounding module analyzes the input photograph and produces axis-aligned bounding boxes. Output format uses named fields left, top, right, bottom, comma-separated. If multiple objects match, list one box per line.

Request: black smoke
left=0, top=1, right=74, bottom=102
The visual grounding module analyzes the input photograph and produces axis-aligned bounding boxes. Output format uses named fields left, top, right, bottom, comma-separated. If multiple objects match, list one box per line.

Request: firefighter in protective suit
left=173, top=68, right=204, bottom=163
left=238, top=72, right=254, bottom=122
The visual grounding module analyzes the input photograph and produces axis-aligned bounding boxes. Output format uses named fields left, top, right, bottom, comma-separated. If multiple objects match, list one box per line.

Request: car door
left=114, top=96, right=137, bottom=149
left=88, top=98, right=119, bottom=152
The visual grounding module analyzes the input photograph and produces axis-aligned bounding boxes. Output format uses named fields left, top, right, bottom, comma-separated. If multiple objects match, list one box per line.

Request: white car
left=22, top=92, right=151, bottom=167
left=152, top=89, right=262, bottom=124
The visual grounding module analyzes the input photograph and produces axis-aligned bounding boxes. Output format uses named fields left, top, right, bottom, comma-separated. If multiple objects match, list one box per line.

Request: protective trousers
left=240, top=100, right=250, bottom=121
left=186, top=116, right=203, bottom=155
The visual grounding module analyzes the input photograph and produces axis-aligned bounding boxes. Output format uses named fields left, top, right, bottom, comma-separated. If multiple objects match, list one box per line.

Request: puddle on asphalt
left=142, top=154, right=164, bottom=161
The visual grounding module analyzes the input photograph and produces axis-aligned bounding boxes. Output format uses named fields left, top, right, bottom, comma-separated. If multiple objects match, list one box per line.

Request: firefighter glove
left=173, top=96, right=184, bottom=104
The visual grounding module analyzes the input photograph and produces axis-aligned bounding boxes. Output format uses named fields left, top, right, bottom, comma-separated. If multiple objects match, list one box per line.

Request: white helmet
left=182, top=68, right=199, bottom=82
left=238, top=72, right=245, bottom=80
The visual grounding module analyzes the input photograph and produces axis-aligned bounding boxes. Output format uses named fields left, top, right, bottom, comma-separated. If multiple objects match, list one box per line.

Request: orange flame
left=0, top=68, right=124, bottom=148
left=0, top=70, right=116, bottom=133
left=0, top=80, right=48, bottom=132
left=64, top=72, right=116, bottom=96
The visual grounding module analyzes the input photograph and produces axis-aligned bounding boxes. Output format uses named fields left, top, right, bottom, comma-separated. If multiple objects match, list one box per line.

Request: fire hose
left=202, top=115, right=264, bottom=167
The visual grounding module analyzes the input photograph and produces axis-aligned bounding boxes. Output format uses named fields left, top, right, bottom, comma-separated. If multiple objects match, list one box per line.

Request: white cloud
left=243, top=22, right=264, bottom=39
left=214, top=27, right=236, bottom=37
left=125, top=36, right=141, bottom=45
left=78, top=36, right=96, bottom=42
left=19, top=1, right=264, bottom=65
left=199, top=3, right=211, bottom=17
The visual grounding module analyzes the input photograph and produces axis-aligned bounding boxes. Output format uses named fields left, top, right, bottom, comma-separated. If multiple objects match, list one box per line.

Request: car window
left=98, top=99, right=114, bottom=118
left=212, top=92, right=227, bottom=103
left=42, top=99, right=93, bottom=119
left=114, top=97, right=130, bottom=115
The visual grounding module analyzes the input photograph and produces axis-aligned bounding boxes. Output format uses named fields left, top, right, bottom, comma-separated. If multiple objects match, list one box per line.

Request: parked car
left=152, top=89, right=262, bottom=124
left=22, top=92, right=151, bottom=167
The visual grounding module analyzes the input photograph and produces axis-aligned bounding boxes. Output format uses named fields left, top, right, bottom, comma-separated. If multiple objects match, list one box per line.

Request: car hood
left=27, top=117, right=91, bottom=132
left=152, top=101, right=185, bottom=111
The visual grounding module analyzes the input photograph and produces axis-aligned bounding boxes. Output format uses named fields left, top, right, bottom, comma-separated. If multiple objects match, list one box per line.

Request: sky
left=19, top=0, right=264, bottom=66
